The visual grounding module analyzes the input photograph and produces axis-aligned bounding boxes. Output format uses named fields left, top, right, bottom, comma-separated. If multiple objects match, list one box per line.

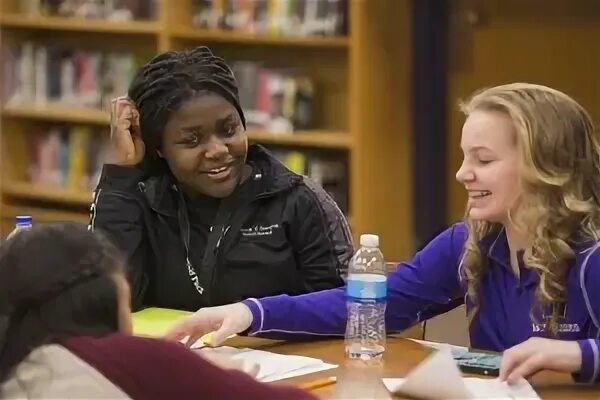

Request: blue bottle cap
left=15, top=215, right=32, bottom=225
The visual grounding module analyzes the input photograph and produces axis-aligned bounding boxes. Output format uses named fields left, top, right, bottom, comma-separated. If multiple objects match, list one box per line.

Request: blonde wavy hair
left=459, top=83, right=600, bottom=335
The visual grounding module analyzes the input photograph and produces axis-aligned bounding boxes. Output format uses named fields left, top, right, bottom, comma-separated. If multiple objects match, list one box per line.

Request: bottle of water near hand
left=6, top=216, right=33, bottom=240
left=344, top=233, right=387, bottom=361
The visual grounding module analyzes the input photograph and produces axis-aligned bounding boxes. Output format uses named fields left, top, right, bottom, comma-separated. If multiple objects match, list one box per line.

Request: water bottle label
left=346, top=274, right=387, bottom=300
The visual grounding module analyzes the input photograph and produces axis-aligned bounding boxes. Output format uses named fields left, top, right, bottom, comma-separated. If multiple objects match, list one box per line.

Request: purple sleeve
left=243, top=290, right=347, bottom=338
left=575, top=339, right=600, bottom=383
left=573, top=248, right=600, bottom=383
left=242, top=224, right=467, bottom=338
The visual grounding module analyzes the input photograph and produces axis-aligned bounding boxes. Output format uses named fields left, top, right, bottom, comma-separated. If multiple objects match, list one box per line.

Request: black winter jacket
left=90, top=145, right=354, bottom=311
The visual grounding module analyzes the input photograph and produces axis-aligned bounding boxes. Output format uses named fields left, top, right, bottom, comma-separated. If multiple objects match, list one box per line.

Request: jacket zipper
left=208, top=224, right=232, bottom=299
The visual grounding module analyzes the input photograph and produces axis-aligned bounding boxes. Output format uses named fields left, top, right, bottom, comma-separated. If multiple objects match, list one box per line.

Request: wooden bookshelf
left=248, top=130, right=351, bottom=149
left=169, top=27, right=350, bottom=48
left=3, top=181, right=92, bottom=207
left=0, top=203, right=89, bottom=235
left=0, top=0, right=414, bottom=261
left=1, top=204, right=89, bottom=223
left=1, top=104, right=109, bottom=125
left=0, top=105, right=350, bottom=149
left=0, top=14, right=160, bottom=34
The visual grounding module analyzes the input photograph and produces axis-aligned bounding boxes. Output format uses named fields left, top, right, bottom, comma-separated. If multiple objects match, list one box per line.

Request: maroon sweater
left=63, top=334, right=318, bottom=400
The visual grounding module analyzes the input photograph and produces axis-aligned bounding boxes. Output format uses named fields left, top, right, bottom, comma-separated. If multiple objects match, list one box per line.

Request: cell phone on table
left=452, top=349, right=501, bottom=377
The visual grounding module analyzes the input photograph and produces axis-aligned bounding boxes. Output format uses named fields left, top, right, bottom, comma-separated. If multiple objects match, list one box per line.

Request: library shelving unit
left=0, top=0, right=413, bottom=261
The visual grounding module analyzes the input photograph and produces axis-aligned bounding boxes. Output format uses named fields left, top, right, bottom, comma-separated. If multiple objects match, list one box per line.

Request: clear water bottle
left=6, top=215, right=33, bottom=240
left=344, top=233, right=387, bottom=361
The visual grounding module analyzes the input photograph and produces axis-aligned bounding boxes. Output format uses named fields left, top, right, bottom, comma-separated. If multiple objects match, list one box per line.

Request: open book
left=382, top=349, right=540, bottom=399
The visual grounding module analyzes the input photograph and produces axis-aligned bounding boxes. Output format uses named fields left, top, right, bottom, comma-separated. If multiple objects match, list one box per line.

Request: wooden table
left=225, top=335, right=600, bottom=399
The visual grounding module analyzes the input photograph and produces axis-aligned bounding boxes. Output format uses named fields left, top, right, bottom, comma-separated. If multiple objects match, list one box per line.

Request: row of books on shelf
left=193, top=0, right=347, bottom=37
left=3, top=42, right=318, bottom=133
left=3, top=42, right=139, bottom=111
left=19, top=0, right=158, bottom=21
left=231, top=61, right=314, bottom=132
left=270, top=147, right=348, bottom=214
left=15, top=0, right=348, bottom=38
left=24, top=124, right=107, bottom=192
left=18, top=124, right=349, bottom=214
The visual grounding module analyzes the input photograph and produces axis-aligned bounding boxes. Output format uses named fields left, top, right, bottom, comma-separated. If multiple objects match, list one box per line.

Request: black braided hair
left=0, top=223, right=125, bottom=383
left=128, top=46, right=245, bottom=175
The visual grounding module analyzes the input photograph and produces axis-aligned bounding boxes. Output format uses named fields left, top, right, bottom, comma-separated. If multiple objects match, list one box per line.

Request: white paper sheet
left=406, top=337, right=469, bottom=353
left=382, top=349, right=540, bottom=399
left=198, top=346, right=338, bottom=382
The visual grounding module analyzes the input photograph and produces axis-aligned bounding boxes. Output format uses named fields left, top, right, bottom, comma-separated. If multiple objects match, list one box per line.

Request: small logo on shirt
left=186, top=257, right=204, bottom=295
left=531, top=303, right=580, bottom=333
left=240, top=224, right=280, bottom=237
left=532, top=323, right=581, bottom=333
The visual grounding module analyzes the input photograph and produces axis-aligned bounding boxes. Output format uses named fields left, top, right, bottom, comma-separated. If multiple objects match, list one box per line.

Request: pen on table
left=300, top=376, right=337, bottom=391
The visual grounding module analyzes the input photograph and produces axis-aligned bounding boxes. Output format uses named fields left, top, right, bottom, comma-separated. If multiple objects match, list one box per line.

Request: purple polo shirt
left=242, top=223, right=600, bottom=383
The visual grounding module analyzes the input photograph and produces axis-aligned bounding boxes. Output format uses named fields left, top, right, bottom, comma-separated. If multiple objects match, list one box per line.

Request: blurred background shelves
left=0, top=13, right=161, bottom=34
left=169, top=26, right=349, bottom=48
left=2, top=180, right=92, bottom=207
left=0, top=0, right=410, bottom=260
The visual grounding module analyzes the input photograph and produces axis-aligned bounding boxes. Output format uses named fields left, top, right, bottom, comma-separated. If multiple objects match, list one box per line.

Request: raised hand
left=105, top=96, right=145, bottom=166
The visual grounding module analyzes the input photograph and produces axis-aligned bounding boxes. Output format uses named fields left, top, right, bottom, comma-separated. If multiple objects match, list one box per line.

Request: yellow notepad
left=131, top=307, right=228, bottom=346
left=132, top=307, right=192, bottom=337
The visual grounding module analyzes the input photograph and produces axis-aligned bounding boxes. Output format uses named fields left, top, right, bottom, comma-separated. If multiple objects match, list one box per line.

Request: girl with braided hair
left=91, top=46, right=353, bottom=312
left=0, top=223, right=316, bottom=399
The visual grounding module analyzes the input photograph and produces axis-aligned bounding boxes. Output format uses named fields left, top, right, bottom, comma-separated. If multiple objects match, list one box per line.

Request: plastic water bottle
left=344, top=233, right=387, bottom=361
left=6, top=215, right=33, bottom=240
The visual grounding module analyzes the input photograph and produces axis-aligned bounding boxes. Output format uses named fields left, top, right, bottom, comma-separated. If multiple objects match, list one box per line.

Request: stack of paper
left=199, top=346, right=338, bottom=382
left=382, top=349, right=540, bottom=399
left=133, top=308, right=337, bottom=382
left=407, top=338, right=468, bottom=353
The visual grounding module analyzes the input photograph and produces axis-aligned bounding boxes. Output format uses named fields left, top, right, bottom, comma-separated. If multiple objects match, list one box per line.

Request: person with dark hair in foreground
left=90, top=45, right=353, bottom=312
left=0, top=223, right=316, bottom=399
